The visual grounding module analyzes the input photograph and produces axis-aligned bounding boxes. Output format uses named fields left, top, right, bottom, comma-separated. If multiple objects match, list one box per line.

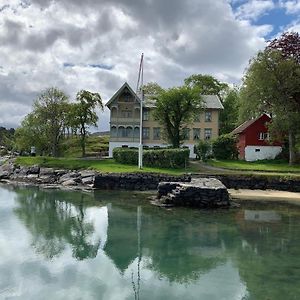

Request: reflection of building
left=244, top=210, right=281, bottom=222
left=104, top=204, right=138, bottom=273
left=106, top=82, right=223, bottom=158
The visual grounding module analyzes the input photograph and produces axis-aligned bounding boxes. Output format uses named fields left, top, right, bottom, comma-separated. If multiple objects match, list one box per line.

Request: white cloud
left=0, top=0, right=275, bottom=130
left=280, top=0, right=300, bottom=14
left=235, top=0, right=275, bottom=20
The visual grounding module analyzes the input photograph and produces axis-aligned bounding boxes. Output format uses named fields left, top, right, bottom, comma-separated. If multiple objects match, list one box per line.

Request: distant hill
left=90, top=131, right=110, bottom=137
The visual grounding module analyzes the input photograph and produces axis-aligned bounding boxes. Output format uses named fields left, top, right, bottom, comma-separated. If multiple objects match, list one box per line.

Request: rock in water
left=156, top=178, right=230, bottom=208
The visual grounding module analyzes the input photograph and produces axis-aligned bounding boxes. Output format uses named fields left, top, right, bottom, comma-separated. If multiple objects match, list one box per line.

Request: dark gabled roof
left=231, top=113, right=271, bottom=135
left=105, top=82, right=140, bottom=108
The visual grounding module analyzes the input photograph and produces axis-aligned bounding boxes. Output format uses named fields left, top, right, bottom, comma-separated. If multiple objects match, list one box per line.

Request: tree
left=72, top=90, right=103, bottom=157
left=153, top=85, right=203, bottom=148
left=14, top=112, right=48, bottom=155
left=212, top=134, right=238, bottom=160
left=34, top=87, right=69, bottom=157
left=184, top=74, right=238, bottom=135
left=142, top=82, right=164, bottom=95
left=184, top=74, right=228, bottom=99
left=239, top=32, right=300, bottom=165
left=219, top=89, right=239, bottom=134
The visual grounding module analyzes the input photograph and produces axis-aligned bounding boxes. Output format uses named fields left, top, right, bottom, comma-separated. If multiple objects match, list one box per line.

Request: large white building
left=106, top=82, right=224, bottom=158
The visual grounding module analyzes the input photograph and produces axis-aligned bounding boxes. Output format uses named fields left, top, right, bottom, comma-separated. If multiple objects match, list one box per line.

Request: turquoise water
left=0, top=184, right=300, bottom=300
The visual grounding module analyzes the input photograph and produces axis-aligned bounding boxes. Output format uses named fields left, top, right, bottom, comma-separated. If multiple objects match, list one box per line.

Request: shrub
left=113, top=148, right=138, bottom=165
left=212, top=134, right=238, bottom=160
left=113, top=147, right=190, bottom=168
left=194, top=140, right=211, bottom=161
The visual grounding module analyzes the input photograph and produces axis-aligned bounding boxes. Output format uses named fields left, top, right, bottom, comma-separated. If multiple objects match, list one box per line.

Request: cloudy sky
left=0, top=0, right=299, bottom=131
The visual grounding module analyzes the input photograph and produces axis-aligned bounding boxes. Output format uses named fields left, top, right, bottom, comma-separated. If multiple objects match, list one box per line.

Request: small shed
left=231, top=114, right=282, bottom=161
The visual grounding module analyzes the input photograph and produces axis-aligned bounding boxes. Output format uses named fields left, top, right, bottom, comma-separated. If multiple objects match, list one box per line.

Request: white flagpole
left=137, top=54, right=144, bottom=169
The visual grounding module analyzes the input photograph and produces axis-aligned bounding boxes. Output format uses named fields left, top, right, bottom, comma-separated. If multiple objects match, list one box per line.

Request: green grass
left=62, top=136, right=109, bottom=158
left=15, top=156, right=196, bottom=175
left=207, top=159, right=300, bottom=173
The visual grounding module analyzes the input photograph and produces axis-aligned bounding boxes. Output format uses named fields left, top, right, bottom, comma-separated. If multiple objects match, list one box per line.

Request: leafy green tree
left=212, top=134, right=238, bottom=160
left=142, top=82, right=164, bottom=95
left=14, top=112, right=48, bottom=155
left=184, top=74, right=228, bottom=99
left=239, top=32, right=300, bottom=164
left=219, top=89, right=239, bottom=134
left=71, top=90, right=103, bottom=157
left=34, top=87, right=70, bottom=157
left=194, top=140, right=211, bottom=161
left=184, top=74, right=238, bottom=135
left=153, top=86, right=203, bottom=148
left=0, top=127, right=15, bottom=150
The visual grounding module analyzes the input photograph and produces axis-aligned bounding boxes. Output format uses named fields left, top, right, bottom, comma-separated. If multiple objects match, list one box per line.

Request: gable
left=232, top=113, right=271, bottom=135
left=106, top=82, right=141, bottom=108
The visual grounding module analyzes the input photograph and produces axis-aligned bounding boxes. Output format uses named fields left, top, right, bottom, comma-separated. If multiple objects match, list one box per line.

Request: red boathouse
left=231, top=114, right=282, bottom=161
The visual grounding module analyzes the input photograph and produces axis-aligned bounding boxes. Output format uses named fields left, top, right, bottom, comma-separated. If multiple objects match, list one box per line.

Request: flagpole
left=137, top=53, right=144, bottom=169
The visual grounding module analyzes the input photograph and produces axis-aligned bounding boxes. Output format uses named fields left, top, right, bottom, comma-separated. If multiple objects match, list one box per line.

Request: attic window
left=259, top=132, right=270, bottom=140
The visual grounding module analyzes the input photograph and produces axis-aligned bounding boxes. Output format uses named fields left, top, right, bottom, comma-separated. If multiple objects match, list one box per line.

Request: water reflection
left=14, top=187, right=107, bottom=260
left=1, top=185, right=300, bottom=299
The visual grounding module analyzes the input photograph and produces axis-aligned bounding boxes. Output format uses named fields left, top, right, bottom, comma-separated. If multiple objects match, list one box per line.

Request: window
left=194, top=114, right=200, bottom=122
left=143, top=109, right=149, bottom=121
left=118, top=126, right=125, bottom=137
left=121, top=110, right=132, bottom=118
left=142, top=127, right=150, bottom=139
left=193, top=128, right=200, bottom=140
left=153, top=127, right=161, bottom=140
left=111, top=126, right=117, bottom=137
left=134, top=127, right=140, bottom=138
left=259, top=132, right=270, bottom=140
left=205, top=111, right=212, bottom=122
left=204, top=128, right=212, bottom=140
left=123, top=90, right=132, bottom=102
left=182, top=128, right=190, bottom=140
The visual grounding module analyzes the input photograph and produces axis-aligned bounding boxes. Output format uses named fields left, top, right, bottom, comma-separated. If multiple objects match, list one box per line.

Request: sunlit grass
left=15, top=156, right=196, bottom=175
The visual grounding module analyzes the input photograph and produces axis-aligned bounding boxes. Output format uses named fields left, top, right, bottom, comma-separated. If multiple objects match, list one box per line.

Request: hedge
left=113, top=147, right=190, bottom=168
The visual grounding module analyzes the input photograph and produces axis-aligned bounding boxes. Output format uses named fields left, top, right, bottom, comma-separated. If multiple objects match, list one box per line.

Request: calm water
left=0, top=185, right=300, bottom=300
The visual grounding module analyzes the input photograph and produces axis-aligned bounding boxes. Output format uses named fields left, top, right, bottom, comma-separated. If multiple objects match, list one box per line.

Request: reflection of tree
left=143, top=209, right=227, bottom=283
left=14, top=187, right=101, bottom=260
left=235, top=209, right=300, bottom=299
left=104, top=202, right=237, bottom=283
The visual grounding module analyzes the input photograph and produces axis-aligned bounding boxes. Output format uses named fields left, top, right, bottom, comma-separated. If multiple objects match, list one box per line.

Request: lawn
left=207, top=159, right=300, bottom=173
left=15, top=156, right=196, bottom=175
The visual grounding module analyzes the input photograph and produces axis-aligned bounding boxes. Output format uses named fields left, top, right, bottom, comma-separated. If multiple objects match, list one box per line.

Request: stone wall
left=216, top=175, right=300, bottom=192
left=93, top=173, right=191, bottom=190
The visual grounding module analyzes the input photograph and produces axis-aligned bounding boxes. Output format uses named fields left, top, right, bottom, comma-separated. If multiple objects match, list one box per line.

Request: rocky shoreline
left=0, top=160, right=191, bottom=191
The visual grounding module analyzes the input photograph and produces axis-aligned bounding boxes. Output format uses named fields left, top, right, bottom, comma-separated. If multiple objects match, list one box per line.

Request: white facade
left=244, top=146, right=282, bottom=162
left=109, top=142, right=197, bottom=158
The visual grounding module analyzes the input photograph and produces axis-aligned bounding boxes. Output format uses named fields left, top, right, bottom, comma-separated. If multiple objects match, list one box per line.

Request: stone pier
left=156, top=178, right=230, bottom=208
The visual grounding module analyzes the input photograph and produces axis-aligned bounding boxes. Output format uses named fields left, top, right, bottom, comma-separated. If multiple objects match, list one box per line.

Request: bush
left=212, top=134, right=238, bottom=160
left=194, top=140, right=211, bottom=161
left=113, top=148, right=138, bottom=165
left=113, top=147, right=190, bottom=168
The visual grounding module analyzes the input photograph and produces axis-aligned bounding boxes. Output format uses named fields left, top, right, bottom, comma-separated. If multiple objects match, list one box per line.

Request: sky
left=0, top=0, right=299, bottom=131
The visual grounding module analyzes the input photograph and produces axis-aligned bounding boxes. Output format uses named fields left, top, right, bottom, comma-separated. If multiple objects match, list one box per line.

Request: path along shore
left=230, top=189, right=300, bottom=206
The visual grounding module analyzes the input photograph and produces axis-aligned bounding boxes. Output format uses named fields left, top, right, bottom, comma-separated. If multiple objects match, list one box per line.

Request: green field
left=207, top=159, right=300, bottom=173
left=15, top=156, right=197, bottom=175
